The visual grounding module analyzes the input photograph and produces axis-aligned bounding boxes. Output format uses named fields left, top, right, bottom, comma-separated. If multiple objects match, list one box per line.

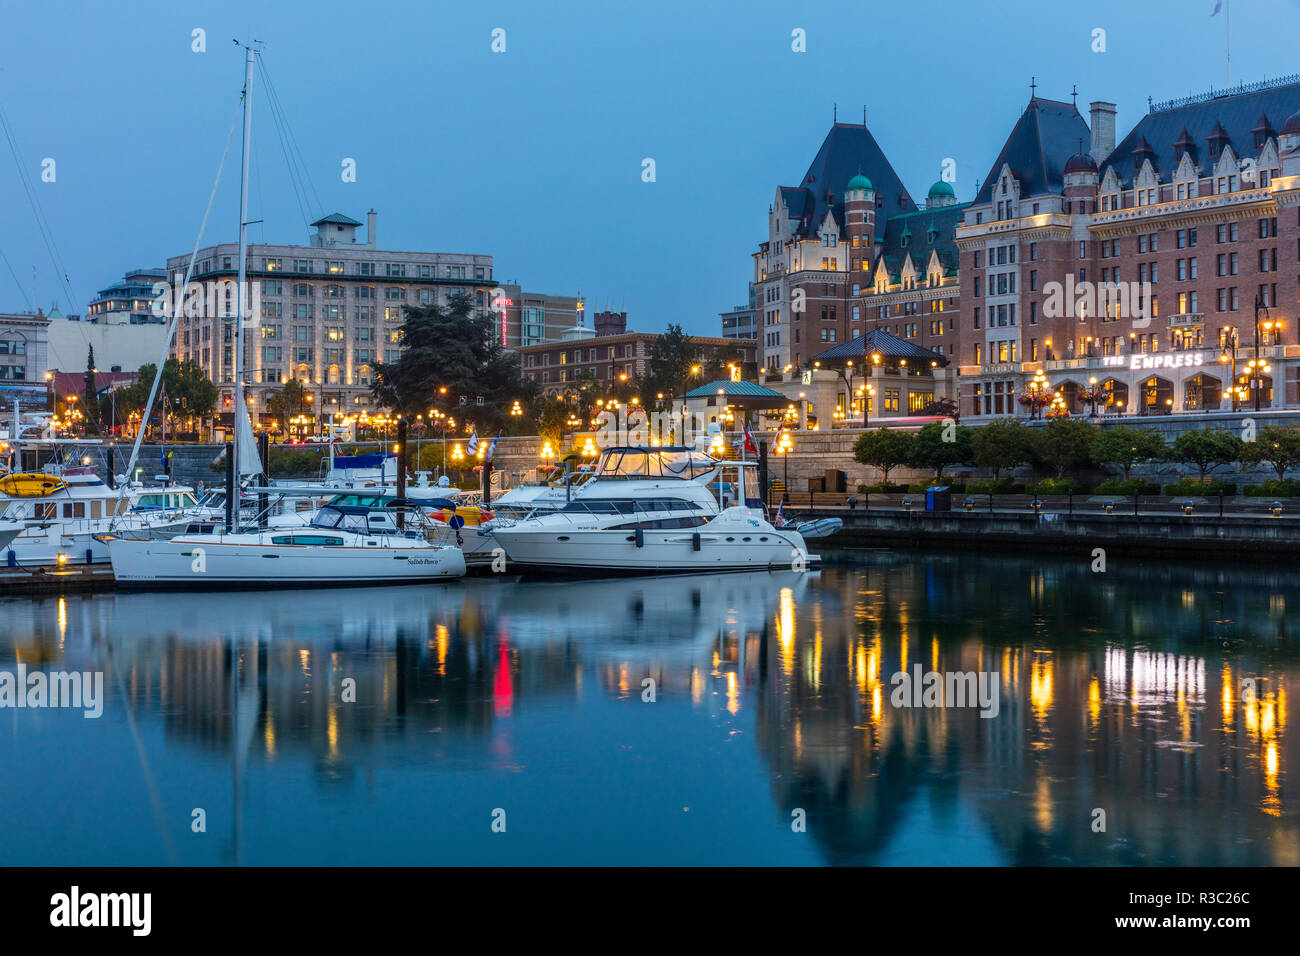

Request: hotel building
left=730, top=75, right=1300, bottom=420
left=956, top=77, right=1300, bottom=417
left=165, top=211, right=494, bottom=424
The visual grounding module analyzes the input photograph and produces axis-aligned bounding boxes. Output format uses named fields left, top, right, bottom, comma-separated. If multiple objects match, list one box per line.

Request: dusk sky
left=2, top=0, right=1297, bottom=335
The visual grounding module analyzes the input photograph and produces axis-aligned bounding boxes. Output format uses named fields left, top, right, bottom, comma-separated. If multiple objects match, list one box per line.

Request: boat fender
left=634, top=528, right=644, bottom=548
left=692, top=532, right=701, bottom=552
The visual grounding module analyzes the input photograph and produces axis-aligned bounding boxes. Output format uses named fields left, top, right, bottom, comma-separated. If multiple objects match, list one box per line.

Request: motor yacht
left=1, top=468, right=197, bottom=566
left=490, top=448, right=817, bottom=575
left=106, top=499, right=466, bottom=588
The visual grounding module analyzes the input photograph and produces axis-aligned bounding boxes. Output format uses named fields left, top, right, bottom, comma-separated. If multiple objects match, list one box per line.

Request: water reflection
left=0, top=554, right=1295, bottom=865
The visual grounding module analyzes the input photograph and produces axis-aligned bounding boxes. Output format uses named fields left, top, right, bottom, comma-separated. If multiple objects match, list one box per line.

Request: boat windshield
left=595, top=448, right=717, bottom=480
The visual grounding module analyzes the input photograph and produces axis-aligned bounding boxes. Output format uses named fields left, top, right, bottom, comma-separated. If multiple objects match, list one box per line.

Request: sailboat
left=106, top=46, right=465, bottom=588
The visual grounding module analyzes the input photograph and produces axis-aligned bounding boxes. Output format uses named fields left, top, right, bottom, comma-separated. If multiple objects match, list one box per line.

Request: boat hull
left=492, top=526, right=815, bottom=575
left=108, top=537, right=466, bottom=588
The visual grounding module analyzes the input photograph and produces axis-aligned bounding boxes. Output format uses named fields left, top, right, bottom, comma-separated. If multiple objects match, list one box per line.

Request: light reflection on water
left=0, top=552, right=1295, bottom=866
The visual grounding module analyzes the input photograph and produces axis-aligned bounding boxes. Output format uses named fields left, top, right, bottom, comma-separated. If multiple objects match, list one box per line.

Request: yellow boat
left=0, top=472, right=68, bottom=497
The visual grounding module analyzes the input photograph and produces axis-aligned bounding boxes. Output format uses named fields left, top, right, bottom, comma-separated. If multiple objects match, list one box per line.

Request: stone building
left=164, top=211, right=494, bottom=427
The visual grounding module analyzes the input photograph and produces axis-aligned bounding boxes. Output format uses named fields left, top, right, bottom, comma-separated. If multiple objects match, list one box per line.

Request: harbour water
left=0, top=551, right=1295, bottom=866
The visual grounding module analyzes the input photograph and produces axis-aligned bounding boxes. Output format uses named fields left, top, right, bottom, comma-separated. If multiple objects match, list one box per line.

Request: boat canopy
left=595, top=447, right=718, bottom=480
left=331, top=452, right=394, bottom=469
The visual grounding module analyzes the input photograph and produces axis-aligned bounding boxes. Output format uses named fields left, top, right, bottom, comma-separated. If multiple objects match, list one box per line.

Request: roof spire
left=1030, top=76, right=1037, bottom=99
left=1072, top=84, right=1078, bottom=108
left=833, top=102, right=837, bottom=123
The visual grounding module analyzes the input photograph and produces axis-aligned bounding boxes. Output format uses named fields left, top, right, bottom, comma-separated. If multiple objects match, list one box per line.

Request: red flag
left=742, top=423, right=757, bottom=454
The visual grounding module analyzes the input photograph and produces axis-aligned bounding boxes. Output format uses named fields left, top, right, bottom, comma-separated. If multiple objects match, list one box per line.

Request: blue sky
left=1, top=0, right=1297, bottom=335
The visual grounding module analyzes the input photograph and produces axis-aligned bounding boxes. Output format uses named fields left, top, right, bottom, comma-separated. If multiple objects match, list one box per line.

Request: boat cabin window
left=610, top=515, right=708, bottom=531
left=62, top=502, right=86, bottom=518
left=269, top=534, right=345, bottom=546
left=559, top=497, right=701, bottom=514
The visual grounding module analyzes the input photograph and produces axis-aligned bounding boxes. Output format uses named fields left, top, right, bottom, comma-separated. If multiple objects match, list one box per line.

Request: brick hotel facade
left=729, top=75, right=1300, bottom=420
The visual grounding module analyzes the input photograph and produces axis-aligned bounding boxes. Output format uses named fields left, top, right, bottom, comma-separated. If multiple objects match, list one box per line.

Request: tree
left=1171, top=428, right=1242, bottom=481
left=534, top=396, right=569, bottom=447
left=82, top=345, right=101, bottom=435
left=970, top=419, right=1035, bottom=480
left=1240, top=424, right=1300, bottom=482
left=371, top=292, right=537, bottom=431
left=909, top=421, right=973, bottom=480
left=1094, top=425, right=1167, bottom=479
left=1036, top=418, right=1099, bottom=479
left=853, top=427, right=916, bottom=484
left=112, top=359, right=216, bottom=436
left=641, top=324, right=700, bottom=408
left=266, top=379, right=309, bottom=433
left=701, top=342, right=748, bottom=383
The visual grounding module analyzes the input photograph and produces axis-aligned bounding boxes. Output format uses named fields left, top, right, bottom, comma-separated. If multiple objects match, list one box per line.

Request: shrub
left=1027, top=477, right=1091, bottom=495
left=1094, top=478, right=1161, bottom=496
left=861, top=481, right=909, bottom=493
left=1243, top=479, right=1300, bottom=497
left=966, top=479, right=1025, bottom=494
left=1164, top=479, right=1237, bottom=497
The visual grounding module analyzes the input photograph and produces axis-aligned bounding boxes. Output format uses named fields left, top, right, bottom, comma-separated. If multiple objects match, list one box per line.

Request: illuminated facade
left=956, top=78, right=1300, bottom=417
left=165, top=211, right=493, bottom=424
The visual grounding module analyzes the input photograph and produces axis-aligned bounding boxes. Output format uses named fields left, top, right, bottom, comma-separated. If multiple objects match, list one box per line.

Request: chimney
left=367, top=209, right=377, bottom=248
left=1089, top=101, right=1116, bottom=161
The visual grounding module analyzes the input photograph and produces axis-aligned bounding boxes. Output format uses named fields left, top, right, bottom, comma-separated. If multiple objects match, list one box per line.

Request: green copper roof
left=846, top=173, right=873, bottom=191
left=927, top=180, right=956, bottom=199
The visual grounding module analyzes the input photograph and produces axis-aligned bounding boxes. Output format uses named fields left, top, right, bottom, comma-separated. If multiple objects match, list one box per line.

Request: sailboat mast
left=230, top=45, right=255, bottom=532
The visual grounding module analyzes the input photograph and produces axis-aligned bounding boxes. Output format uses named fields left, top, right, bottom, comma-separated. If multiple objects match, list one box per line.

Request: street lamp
left=775, top=427, right=794, bottom=504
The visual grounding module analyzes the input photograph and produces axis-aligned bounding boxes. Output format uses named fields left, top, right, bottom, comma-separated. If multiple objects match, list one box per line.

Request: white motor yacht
left=106, top=499, right=466, bottom=588
left=490, top=449, right=817, bottom=575
left=1, top=468, right=196, bottom=567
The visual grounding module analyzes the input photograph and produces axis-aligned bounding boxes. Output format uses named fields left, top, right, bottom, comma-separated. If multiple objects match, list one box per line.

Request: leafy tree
left=1240, top=424, right=1300, bottom=481
left=970, top=419, right=1035, bottom=479
left=909, top=421, right=973, bottom=480
left=113, top=359, right=216, bottom=436
left=1171, top=427, right=1243, bottom=481
left=701, top=342, right=749, bottom=383
left=641, top=324, right=701, bottom=408
left=853, top=427, right=916, bottom=484
left=1036, top=418, right=1099, bottom=479
left=266, top=379, right=309, bottom=433
left=1094, top=425, right=1167, bottom=479
left=371, top=292, right=537, bottom=431
left=534, top=396, right=569, bottom=447
left=918, top=397, right=960, bottom=420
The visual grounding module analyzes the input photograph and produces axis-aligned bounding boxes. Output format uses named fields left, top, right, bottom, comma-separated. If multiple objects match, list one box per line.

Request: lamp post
left=1219, top=330, right=1240, bottom=411
left=775, top=427, right=793, bottom=504
left=1250, top=294, right=1280, bottom=412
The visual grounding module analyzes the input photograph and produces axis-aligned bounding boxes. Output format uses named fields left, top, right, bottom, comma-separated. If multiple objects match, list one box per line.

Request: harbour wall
left=819, top=508, right=1300, bottom=562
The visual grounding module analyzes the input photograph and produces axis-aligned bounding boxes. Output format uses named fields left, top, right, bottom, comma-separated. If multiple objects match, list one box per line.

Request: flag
left=1211, top=0, right=1222, bottom=13
left=486, top=433, right=501, bottom=462
left=467, top=428, right=479, bottom=455
left=773, top=501, right=785, bottom=528
left=742, top=423, right=757, bottom=454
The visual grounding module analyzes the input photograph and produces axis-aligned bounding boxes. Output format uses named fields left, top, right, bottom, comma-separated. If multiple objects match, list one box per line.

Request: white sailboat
left=107, top=45, right=465, bottom=588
